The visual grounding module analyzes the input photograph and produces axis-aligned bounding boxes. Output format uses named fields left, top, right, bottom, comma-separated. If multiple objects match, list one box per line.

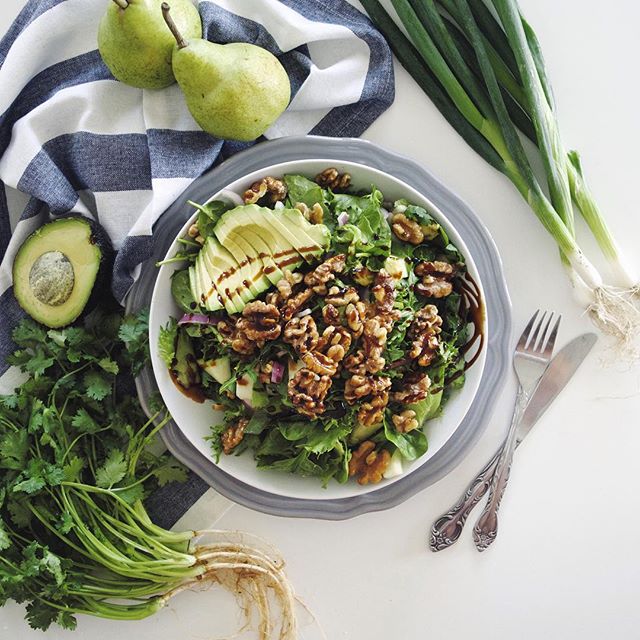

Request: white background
left=2, top=1, right=640, bottom=639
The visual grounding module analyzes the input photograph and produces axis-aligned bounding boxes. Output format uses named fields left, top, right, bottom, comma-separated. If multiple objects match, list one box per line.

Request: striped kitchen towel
left=0, top=0, right=394, bottom=527
left=0, top=0, right=394, bottom=374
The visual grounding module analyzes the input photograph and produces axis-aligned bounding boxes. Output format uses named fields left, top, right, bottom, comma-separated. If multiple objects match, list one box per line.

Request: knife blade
left=515, top=332, right=598, bottom=445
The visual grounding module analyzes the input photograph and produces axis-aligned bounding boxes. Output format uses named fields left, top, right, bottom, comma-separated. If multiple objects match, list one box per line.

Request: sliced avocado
left=12, top=217, right=108, bottom=328
left=216, top=213, right=285, bottom=286
left=239, top=228, right=286, bottom=285
left=202, top=237, right=249, bottom=313
left=188, top=265, right=202, bottom=307
left=213, top=224, right=271, bottom=296
left=196, top=254, right=224, bottom=312
left=197, top=356, right=231, bottom=384
left=171, top=330, right=200, bottom=389
left=279, top=208, right=331, bottom=253
left=350, top=420, right=383, bottom=445
left=264, top=208, right=323, bottom=264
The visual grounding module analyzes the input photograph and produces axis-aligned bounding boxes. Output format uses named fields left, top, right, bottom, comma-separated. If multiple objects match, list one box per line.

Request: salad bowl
left=129, top=135, right=512, bottom=518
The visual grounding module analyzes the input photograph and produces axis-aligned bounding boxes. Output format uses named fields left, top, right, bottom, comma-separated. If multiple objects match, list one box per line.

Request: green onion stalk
left=360, top=0, right=640, bottom=351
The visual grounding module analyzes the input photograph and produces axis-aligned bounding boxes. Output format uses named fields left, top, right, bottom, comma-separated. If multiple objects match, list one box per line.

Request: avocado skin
left=12, top=216, right=113, bottom=328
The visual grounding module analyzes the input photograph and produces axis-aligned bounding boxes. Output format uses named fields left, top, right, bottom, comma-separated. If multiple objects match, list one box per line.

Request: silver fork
left=430, top=310, right=561, bottom=552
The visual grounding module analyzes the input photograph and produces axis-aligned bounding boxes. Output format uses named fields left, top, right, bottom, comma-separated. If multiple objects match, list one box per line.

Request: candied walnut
left=217, top=319, right=236, bottom=341
left=344, top=350, right=366, bottom=376
left=221, top=418, right=248, bottom=454
left=302, top=350, right=339, bottom=377
left=345, top=300, right=367, bottom=338
left=235, top=301, right=281, bottom=343
left=281, top=288, right=314, bottom=322
left=187, top=223, right=199, bottom=238
left=357, top=391, right=389, bottom=427
left=415, top=261, right=455, bottom=298
left=325, top=286, right=359, bottom=307
left=348, top=441, right=391, bottom=485
left=415, top=261, right=455, bottom=277
left=393, top=373, right=431, bottom=404
left=283, top=315, right=319, bottom=355
left=275, top=270, right=303, bottom=300
left=392, top=409, right=419, bottom=433
left=391, top=213, right=424, bottom=245
left=322, top=303, right=342, bottom=326
left=243, top=176, right=287, bottom=205
left=295, top=202, right=324, bottom=224
left=409, top=304, right=443, bottom=366
left=316, top=326, right=352, bottom=363
left=258, top=361, right=273, bottom=385
left=362, top=317, right=388, bottom=374
left=344, top=375, right=391, bottom=404
left=303, top=254, right=346, bottom=295
left=230, top=331, right=256, bottom=355
left=352, top=265, right=375, bottom=286
left=288, top=369, right=332, bottom=417
left=372, top=269, right=396, bottom=315
left=315, top=167, right=351, bottom=192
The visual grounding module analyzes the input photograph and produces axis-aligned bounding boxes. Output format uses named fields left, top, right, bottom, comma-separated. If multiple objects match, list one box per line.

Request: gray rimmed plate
left=126, top=135, right=512, bottom=520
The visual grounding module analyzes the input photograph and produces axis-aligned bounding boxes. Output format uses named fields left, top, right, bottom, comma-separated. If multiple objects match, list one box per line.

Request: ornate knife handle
left=430, top=449, right=500, bottom=552
left=472, top=391, right=529, bottom=551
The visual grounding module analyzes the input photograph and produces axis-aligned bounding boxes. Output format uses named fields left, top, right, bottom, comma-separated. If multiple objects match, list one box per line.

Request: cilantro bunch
left=0, top=309, right=297, bottom=635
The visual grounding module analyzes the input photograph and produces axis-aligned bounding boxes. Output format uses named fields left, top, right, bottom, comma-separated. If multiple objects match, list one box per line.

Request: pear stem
left=112, top=0, right=129, bottom=8
left=161, top=2, right=188, bottom=49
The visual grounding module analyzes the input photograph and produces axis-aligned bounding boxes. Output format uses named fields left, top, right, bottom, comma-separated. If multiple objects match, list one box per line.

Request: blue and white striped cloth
left=0, top=0, right=394, bottom=377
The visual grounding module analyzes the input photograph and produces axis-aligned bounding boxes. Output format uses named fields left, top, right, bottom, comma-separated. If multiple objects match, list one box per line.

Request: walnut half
left=348, top=441, right=391, bottom=485
left=243, top=176, right=287, bottom=205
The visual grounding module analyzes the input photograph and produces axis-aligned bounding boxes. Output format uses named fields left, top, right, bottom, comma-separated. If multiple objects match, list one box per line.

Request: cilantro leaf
left=12, top=320, right=47, bottom=346
left=0, top=517, right=11, bottom=550
left=84, top=372, right=111, bottom=401
left=63, top=455, right=85, bottom=482
left=25, top=348, right=55, bottom=378
left=71, top=408, right=100, bottom=434
left=95, top=450, right=127, bottom=488
left=152, top=458, right=188, bottom=486
left=97, top=357, right=119, bottom=374
left=0, top=430, right=28, bottom=470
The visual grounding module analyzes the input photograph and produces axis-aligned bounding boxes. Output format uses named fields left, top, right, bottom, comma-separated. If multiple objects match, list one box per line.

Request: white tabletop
left=2, top=1, right=640, bottom=639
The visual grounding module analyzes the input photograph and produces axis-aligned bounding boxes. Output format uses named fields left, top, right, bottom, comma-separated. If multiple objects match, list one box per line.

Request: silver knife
left=430, top=332, right=598, bottom=552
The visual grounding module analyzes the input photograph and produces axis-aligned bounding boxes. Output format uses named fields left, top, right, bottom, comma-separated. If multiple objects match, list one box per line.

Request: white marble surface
left=2, top=1, right=640, bottom=639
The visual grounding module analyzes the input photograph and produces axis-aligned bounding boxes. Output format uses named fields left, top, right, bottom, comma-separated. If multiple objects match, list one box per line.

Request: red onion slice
left=271, top=361, right=285, bottom=384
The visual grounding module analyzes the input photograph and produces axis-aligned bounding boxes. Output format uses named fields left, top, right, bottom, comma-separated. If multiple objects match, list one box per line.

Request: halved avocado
left=12, top=217, right=109, bottom=328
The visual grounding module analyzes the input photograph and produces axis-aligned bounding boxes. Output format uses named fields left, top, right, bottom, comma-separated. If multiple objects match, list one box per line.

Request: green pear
left=98, top=0, right=202, bottom=89
left=162, top=3, right=291, bottom=141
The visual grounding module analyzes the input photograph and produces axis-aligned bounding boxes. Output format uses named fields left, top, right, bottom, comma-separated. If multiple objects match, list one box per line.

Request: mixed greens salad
left=159, top=169, right=475, bottom=485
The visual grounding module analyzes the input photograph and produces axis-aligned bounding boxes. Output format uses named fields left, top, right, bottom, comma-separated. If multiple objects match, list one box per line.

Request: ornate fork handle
left=472, top=390, right=530, bottom=551
left=430, top=449, right=501, bottom=551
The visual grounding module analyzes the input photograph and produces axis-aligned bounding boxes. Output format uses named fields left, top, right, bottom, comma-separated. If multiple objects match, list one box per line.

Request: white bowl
left=149, top=159, right=487, bottom=501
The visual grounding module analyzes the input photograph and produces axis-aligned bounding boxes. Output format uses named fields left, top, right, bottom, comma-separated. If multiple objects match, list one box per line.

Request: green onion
left=360, top=0, right=640, bottom=350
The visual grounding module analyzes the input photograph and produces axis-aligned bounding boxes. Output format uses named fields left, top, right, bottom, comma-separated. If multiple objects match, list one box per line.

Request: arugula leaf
left=158, top=317, right=178, bottom=366
left=95, top=449, right=127, bottom=488
left=283, top=174, right=330, bottom=225
left=189, top=199, right=234, bottom=239
left=383, top=416, right=428, bottom=460
left=330, top=187, right=391, bottom=257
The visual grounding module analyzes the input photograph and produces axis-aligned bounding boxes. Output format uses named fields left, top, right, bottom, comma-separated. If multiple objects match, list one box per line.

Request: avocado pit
left=29, top=251, right=75, bottom=306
